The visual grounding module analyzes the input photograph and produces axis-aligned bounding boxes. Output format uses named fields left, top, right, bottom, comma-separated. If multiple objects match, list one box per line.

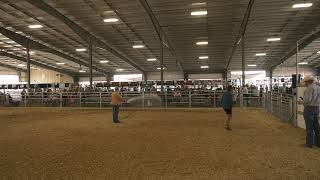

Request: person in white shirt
left=301, top=76, right=320, bottom=148
left=242, top=85, right=249, bottom=106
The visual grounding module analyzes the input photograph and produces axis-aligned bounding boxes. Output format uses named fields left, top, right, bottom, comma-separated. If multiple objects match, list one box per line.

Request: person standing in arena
left=242, top=85, right=249, bottom=106
left=301, top=76, right=320, bottom=148
left=221, top=85, right=234, bottom=130
left=111, top=87, right=125, bottom=123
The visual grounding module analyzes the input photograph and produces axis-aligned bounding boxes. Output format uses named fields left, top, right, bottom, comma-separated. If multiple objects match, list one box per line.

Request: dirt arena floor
left=0, top=108, right=320, bottom=180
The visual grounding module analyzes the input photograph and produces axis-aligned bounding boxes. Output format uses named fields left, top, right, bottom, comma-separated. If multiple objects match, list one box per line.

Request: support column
left=241, top=36, right=245, bottom=86
left=73, top=76, right=80, bottom=85
left=106, top=73, right=112, bottom=84
left=143, top=73, right=148, bottom=83
left=89, top=39, right=93, bottom=88
left=26, top=40, right=31, bottom=90
left=106, top=73, right=112, bottom=90
left=269, top=69, right=273, bottom=92
left=17, top=70, right=22, bottom=82
left=225, top=70, right=228, bottom=87
left=295, top=41, right=299, bottom=127
left=296, top=42, right=299, bottom=90
left=184, top=73, right=189, bottom=82
left=160, top=34, right=164, bottom=92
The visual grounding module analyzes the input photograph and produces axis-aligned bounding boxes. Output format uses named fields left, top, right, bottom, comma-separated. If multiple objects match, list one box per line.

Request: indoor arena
left=0, top=0, right=320, bottom=179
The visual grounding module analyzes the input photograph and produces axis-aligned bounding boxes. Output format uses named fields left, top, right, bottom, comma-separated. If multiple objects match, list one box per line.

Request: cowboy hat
left=302, top=75, right=314, bottom=83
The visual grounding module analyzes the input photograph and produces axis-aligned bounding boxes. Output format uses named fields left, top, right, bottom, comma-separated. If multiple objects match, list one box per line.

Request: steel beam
left=0, top=51, right=75, bottom=76
left=184, top=70, right=225, bottom=74
left=270, top=29, right=320, bottom=69
left=26, top=40, right=31, bottom=89
left=138, top=0, right=184, bottom=71
left=26, top=0, right=145, bottom=73
left=269, top=69, right=273, bottom=91
left=106, top=73, right=112, bottom=84
left=0, top=61, right=26, bottom=72
left=225, top=0, right=255, bottom=69
left=89, top=40, right=93, bottom=88
left=160, top=35, right=164, bottom=92
left=0, top=27, right=109, bottom=75
left=242, top=35, right=245, bottom=86
left=143, top=73, right=148, bottom=83
left=224, top=70, right=228, bottom=87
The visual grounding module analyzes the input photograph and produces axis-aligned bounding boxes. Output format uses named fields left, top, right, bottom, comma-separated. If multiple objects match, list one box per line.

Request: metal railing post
left=293, top=96, right=298, bottom=127
left=270, top=92, right=273, bottom=115
left=214, top=91, right=216, bottom=108
left=240, top=92, right=244, bottom=107
left=60, top=92, right=62, bottom=108
left=99, top=92, right=102, bottom=109
left=41, top=92, right=44, bottom=105
left=280, top=93, right=283, bottom=120
left=189, top=90, right=192, bottom=108
left=24, top=92, right=27, bottom=108
left=165, top=90, right=168, bottom=109
left=277, top=93, right=280, bottom=117
left=142, top=89, right=145, bottom=109
left=79, top=92, right=82, bottom=108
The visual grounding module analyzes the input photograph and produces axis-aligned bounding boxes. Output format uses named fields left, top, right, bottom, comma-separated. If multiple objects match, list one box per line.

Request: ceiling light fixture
left=79, top=70, right=86, bottom=73
left=56, top=62, right=65, bottom=65
left=256, top=53, right=267, bottom=56
left=199, top=56, right=209, bottom=59
left=192, top=2, right=207, bottom=6
left=196, top=41, right=208, bottom=45
left=147, top=58, right=157, bottom=62
left=100, top=60, right=109, bottom=64
left=298, top=62, right=308, bottom=65
left=248, top=64, right=257, bottom=67
left=292, top=3, right=313, bottom=8
left=317, top=51, right=320, bottom=54
left=267, top=37, right=281, bottom=42
left=28, top=24, right=43, bottom=29
left=201, top=65, right=209, bottom=69
left=103, top=18, right=119, bottom=23
left=132, top=45, right=145, bottom=49
left=76, top=48, right=87, bottom=52
left=18, top=64, right=26, bottom=67
left=116, top=69, right=124, bottom=72
left=191, top=11, right=207, bottom=16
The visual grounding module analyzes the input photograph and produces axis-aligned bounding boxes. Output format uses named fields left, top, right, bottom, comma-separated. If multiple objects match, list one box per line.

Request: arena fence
left=3, top=90, right=263, bottom=108
left=2, top=90, right=296, bottom=125
left=264, top=92, right=296, bottom=126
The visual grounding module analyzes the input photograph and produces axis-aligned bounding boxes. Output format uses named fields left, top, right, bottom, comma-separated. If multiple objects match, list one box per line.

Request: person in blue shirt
left=221, top=86, right=234, bottom=130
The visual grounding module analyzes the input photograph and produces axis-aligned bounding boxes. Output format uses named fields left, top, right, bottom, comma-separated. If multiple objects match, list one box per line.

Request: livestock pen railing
left=1, top=90, right=296, bottom=125
left=264, top=92, right=296, bottom=126
left=3, top=90, right=263, bottom=108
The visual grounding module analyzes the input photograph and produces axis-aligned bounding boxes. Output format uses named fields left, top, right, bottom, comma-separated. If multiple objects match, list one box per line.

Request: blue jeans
left=303, top=106, right=320, bottom=147
left=112, top=105, right=120, bottom=123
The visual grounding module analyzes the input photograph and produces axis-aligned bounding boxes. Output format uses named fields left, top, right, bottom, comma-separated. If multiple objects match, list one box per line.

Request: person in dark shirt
left=221, top=86, right=234, bottom=130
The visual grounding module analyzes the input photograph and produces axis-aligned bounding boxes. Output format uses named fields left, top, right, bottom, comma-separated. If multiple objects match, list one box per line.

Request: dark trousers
left=112, top=105, right=120, bottom=123
left=303, top=106, right=320, bottom=147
